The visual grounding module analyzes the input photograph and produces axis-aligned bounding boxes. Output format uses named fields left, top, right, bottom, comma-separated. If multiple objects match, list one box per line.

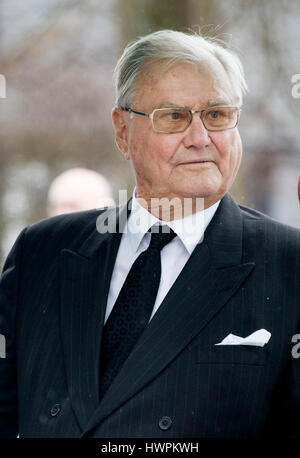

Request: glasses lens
left=153, top=108, right=191, bottom=133
left=203, top=107, right=238, bottom=131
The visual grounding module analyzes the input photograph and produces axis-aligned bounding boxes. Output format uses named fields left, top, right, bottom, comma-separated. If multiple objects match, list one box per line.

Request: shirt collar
left=127, top=188, right=220, bottom=254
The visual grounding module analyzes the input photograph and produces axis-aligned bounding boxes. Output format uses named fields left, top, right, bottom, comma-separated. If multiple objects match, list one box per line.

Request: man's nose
left=182, top=112, right=211, bottom=148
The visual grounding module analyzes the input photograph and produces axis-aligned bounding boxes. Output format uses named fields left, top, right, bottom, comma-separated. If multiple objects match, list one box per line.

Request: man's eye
left=208, top=110, right=220, bottom=119
left=168, top=111, right=184, bottom=120
left=156, top=110, right=187, bottom=122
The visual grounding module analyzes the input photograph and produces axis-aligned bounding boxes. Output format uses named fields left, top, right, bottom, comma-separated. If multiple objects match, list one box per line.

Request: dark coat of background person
left=0, top=193, right=300, bottom=438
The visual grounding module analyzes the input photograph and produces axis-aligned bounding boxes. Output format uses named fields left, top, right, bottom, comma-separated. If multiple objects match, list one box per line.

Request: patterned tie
left=98, top=225, right=176, bottom=401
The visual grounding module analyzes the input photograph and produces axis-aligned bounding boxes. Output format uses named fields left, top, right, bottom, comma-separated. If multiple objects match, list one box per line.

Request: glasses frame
left=121, top=106, right=241, bottom=133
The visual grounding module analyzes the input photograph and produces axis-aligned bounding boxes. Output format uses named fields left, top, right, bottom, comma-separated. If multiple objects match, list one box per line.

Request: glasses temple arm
left=123, top=108, right=149, bottom=118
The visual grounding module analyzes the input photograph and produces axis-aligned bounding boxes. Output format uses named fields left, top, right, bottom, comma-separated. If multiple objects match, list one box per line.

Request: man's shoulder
left=23, top=207, right=112, bottom=252
left=237, top=201, right=300, bottom=246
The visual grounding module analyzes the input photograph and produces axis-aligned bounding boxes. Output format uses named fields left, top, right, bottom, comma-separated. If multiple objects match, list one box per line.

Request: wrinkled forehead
left=134, top=56, right=237, bottom=104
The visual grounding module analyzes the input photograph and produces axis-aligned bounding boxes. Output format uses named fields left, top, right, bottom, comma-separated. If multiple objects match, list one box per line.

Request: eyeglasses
left=121, top=106, right=241, bottom=133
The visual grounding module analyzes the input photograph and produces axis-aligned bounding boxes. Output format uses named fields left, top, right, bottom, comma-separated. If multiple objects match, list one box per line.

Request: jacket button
left=158, top=416, right=172, bottom=430
left=50, top=404, right=61, bottom=417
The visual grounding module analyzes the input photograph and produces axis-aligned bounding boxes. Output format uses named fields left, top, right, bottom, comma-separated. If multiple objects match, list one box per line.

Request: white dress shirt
left=104, top=193, right=220, bottom=324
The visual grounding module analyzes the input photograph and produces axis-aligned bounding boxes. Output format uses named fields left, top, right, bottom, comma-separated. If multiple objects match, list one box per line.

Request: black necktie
left=98, top=225, right=176, bottom=401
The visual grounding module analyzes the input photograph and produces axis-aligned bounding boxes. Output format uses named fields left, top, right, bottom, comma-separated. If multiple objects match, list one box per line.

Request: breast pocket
left=195, top=344, right=267, bottom=366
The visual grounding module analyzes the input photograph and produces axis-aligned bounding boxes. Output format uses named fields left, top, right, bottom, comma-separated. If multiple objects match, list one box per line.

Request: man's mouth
left=180, top=160, right=214, bottom=165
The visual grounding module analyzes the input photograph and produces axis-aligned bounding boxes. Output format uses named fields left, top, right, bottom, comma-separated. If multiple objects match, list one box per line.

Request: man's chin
left=173, top=185, right=227, bottom=209
left=172, top=184, right=222, bottom=200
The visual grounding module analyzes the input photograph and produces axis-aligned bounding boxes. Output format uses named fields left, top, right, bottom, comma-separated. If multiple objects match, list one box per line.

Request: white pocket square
left=215, top=329, right=271, bottom=347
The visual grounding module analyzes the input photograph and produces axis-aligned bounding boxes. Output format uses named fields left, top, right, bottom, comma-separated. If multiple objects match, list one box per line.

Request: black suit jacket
left=0, top=193, right=300, bottom=438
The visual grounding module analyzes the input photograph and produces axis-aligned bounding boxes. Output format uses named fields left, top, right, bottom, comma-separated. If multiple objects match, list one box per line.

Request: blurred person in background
left=47, top=167, right=115, bottom=217
left=0, top=29, right=300, bottom=439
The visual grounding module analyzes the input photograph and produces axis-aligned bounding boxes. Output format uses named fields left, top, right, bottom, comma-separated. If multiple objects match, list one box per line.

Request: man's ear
left=112, top=108, right=130, bottom=160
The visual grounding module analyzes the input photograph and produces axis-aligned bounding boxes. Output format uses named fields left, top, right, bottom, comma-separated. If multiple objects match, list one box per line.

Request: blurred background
left=0, top=0, right=299, bottom=267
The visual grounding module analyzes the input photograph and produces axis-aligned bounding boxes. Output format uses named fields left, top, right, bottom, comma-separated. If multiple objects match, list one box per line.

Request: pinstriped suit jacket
left=0, top=193, right=300, bottom=438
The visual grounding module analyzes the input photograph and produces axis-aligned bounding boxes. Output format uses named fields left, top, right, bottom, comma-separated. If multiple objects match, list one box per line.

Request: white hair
left=114, top=29, right=248, bottom=108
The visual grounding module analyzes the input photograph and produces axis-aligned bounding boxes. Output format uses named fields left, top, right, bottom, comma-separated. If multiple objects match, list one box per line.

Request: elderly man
left=0, top=30, right=300, bottom=438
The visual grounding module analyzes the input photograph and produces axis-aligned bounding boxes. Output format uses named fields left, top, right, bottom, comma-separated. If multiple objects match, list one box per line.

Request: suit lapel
left=60, top=205, right=127, bottom=431
left=82, top=194, right=255, bottom=435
